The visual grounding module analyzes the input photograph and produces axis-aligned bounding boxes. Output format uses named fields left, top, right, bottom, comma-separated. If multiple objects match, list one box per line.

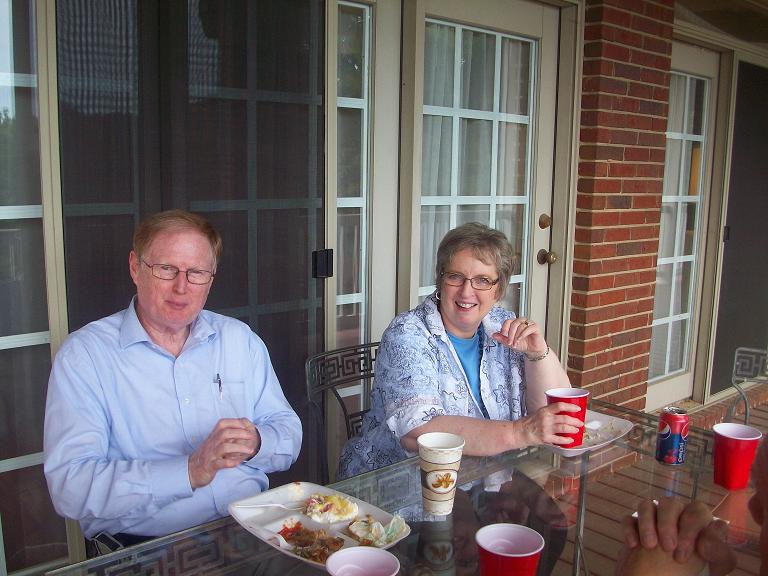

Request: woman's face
left=439, top=248, right=500, bottom=338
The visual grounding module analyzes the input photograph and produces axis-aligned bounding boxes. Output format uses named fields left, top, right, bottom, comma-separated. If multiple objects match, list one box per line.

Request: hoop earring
left=435, top=291, right=441, bottom=301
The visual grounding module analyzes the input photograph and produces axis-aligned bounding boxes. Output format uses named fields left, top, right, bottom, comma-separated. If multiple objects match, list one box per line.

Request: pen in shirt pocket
left=215, top=373, right=223, bottom=400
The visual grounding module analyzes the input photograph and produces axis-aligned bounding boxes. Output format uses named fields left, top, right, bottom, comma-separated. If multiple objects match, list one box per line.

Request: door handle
left=537, top=249, right=557, bottom=265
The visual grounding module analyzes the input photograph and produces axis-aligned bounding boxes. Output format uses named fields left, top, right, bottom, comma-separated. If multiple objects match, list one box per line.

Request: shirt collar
left=119, top=296, right=216, bottom=349
left=423, top=291, right=501, bottom=348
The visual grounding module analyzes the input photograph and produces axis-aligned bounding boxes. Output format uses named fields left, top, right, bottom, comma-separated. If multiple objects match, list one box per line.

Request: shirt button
left=184, top=398, right=191, bottom=405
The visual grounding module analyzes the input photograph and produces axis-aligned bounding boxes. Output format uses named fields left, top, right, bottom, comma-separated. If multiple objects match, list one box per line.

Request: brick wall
left=568, top=0, right=674, bottom=409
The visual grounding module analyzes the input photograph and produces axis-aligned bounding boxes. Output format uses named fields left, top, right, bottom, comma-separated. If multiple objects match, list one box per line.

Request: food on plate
left=348, top=514, right=409, bottom=547
left=304, top=493, right=359, bottom=523
left=277, top=520, right=344, bottom=563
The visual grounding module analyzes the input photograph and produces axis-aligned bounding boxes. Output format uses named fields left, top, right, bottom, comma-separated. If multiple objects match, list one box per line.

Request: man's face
left=748, top=440, right=768, bottom=575
left=129, top=228, right=215, bottom=336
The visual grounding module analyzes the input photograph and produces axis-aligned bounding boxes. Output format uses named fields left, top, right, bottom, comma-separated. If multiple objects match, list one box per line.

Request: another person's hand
left=492, top=317, right=547, bottom=356
left=617, top=498, right=734, bottom=576
left=519, top=403, right=583, bottom=446
left=188, top=418, right=261, bottom=489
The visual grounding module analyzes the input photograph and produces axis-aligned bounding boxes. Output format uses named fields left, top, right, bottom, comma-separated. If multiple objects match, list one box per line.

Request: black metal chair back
left=305, top=342, right=379, bottom=484
left=726, top=346, right=768, bottom=424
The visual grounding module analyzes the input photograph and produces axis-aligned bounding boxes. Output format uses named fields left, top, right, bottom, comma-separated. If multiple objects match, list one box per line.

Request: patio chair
left=725, top=346, right=768, bottom=425
left=305, top=342, right=379, bottom=484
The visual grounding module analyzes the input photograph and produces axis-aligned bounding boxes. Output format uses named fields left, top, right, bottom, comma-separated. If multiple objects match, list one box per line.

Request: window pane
left=0, top=344, right=51, bottom=459
left=0, top=220, right=48, bottom=336
left=338, top=208, right=362, bottom=295
left=500, top=38, right=530, bottom=115
left=668, top=319, right=688, bottom=372
left=422, top=115, right=452, bottom=197
left=499, top=282, right=521, bottom=314
left=424, top=22, right=454, bottom=107
left=672, top=261, right=693, bottom=316
left=459, top=118, right=492, bottom=196
left=461, top=29, right=494, bottom=111
left=684, top=140, right=702, bottom=196
left=682, top=203, right=696, bottom=255
left=654, top=263, right=673, bottom=318
left=0, top=466, right=67, bottom=573
left=420, top=205, right=450, bottom=287
left=495, top=204, right=524, bottom=276
left=0, top=1, right=35, bottom=74
left=667, top=74, right=685, bottom=133
left=687, top=77, right=706, bottom=135
left=663, top=139, right=682, bottom=196
left=338, top=4, right=365, bottom=98
left=658, top=203, right=677, bottom=259
left=649, top=323, right=669, bottom=379
left=338, top=107, right=363, bottom=198
left=64, top=215, right=135, bottom=331
left=497, top=122, right=527, bottom=196
left=336, top=302, right=362, bottom=349
left=457, top=204, right=489, bottom=226
left=0, top=87, right=41, bottom=206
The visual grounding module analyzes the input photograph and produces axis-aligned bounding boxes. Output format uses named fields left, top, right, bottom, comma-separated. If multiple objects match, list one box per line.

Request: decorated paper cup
left=326, top=547, right=400, bottom=576
left=475, top=523, right=544, bottom=576
left=713, top=423, right=762, bottom=490
left=417, top=432, right=465, bottom=515
left=545, top=388, right=589, bottom=447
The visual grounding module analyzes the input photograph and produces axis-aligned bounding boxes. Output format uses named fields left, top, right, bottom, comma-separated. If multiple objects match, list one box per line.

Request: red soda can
left=655, top=406, right=689, bottom=465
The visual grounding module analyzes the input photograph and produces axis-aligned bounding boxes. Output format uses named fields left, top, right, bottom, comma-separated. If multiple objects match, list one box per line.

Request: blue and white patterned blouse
left=337, top=293, right=527, bottom=479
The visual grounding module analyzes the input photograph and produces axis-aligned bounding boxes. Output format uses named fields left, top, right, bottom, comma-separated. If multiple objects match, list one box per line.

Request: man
left=44, top=210, right=301, bottom=551
left=618, top=438, right=768, bottom=575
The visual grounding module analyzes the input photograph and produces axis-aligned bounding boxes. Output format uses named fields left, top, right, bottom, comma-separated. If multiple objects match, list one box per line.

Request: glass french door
left=402, top=0, right=559, bottom=323
left=1, top=1, right=68, bottom=574
left=55, top=0, right=326, bottom=484
left=646, top=42, right=719, bottom=411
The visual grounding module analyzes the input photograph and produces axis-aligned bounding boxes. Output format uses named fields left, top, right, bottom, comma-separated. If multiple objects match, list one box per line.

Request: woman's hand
left=492, top=317, right=547, bottom=356
left=518, top=403, right=583, bottom=446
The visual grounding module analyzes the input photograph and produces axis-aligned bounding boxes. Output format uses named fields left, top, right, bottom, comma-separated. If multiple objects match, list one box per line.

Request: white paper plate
left=229, top=481, right=410, bottom=568
left=543, top=409, right=634, bottom=457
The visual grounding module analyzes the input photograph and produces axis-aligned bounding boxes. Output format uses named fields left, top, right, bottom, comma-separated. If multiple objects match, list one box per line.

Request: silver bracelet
left=525, top=346, right=549, bottom=362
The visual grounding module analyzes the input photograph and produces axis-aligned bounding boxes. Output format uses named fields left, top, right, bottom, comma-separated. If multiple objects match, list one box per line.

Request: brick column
left=568, top=0, right=674, bottom=409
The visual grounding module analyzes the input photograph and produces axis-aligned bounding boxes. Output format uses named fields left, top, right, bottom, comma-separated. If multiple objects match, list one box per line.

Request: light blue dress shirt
left=337, top=293, right=526, bottom=479
left=43, top=297, right=302, bottom=538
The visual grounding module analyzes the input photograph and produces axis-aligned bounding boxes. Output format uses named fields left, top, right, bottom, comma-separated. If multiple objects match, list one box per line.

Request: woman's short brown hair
left=133, top=210, right=222, bottom=268
left=435, top=222, right=514, bottom=300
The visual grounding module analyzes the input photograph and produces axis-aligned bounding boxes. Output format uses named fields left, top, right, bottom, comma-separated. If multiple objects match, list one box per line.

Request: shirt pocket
left=215, top=378, right=249, bottom=419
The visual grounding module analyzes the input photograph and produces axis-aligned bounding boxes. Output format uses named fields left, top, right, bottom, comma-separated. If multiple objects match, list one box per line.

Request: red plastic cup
left=713, top=423, right=762, bottom=490
left=545, top=387, right=589, bottom=447
left=476, top=523, right=544, bottom=576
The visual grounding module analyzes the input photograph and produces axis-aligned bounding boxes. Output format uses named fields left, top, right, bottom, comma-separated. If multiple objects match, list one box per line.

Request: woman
left=338, top=222, right=581, bottom=479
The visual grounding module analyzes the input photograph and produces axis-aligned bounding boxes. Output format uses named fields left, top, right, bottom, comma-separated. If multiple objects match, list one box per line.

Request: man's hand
left=188, top=418, right=261, bottom=489
left=617, top=497, right=735, bottom=576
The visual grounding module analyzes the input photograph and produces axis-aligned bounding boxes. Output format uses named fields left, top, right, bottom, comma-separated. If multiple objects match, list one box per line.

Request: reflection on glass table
left=46, top=401, right=760, bottom=576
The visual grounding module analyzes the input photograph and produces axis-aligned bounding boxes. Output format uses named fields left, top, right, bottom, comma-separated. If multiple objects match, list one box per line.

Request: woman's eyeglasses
left=441, top=272, right=498, bottom=291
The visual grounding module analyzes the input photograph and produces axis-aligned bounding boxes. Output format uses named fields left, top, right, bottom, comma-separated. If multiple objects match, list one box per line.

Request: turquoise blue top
left=446, top=328, right=489, bottom=419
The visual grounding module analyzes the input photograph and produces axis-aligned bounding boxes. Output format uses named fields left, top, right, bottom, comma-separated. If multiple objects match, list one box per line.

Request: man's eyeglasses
left=441, top=272, right=498, bottom=291
left=141, top=259, right=215, bottom=285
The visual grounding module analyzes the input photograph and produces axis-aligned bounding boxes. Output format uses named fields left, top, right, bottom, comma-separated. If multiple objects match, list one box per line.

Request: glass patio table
left=47, top=401, right=760, bottom=576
